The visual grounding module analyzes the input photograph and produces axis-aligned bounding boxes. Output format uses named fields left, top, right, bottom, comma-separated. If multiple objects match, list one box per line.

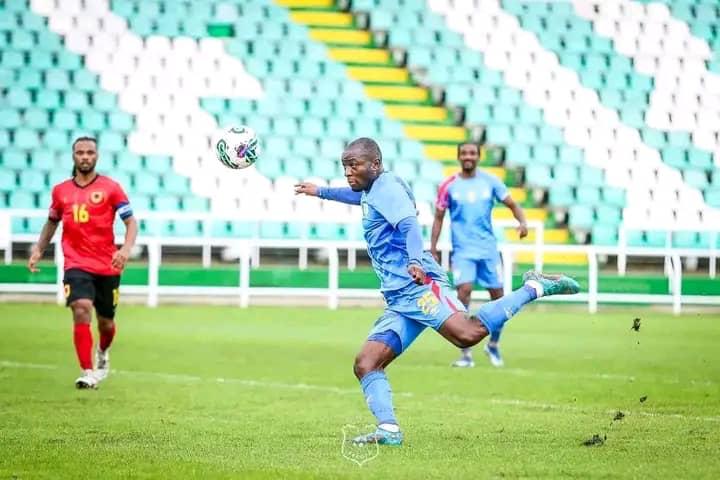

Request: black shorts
left=63, top=268, right=121, bottom=319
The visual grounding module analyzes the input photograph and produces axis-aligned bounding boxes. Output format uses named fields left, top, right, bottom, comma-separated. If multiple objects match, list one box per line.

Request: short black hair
left=72, top=136, right=97, bottom=150
left=457, top=142, right=480, bottom=156
left=346, top=137, right=382, bottom=163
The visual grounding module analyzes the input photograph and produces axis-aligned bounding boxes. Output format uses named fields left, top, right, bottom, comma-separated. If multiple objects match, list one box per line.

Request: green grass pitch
left=1, top=303, right=719, bottom=479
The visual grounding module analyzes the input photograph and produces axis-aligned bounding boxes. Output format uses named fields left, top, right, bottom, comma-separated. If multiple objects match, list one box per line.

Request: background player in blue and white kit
left=430, top=142, right=528, bottom=368
left=295, top=138, right=579, bottom=446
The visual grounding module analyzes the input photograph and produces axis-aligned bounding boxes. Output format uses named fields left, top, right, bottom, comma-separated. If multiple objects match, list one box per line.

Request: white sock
left=379, top=423, right=400, bottom=432
left=525, top=279, right=544, bottom=298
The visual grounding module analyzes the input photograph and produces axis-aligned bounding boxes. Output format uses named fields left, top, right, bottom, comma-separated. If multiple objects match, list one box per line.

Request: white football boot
left=94, top=348, right=110, bottom=382
left=75, top=369, right=98, bottom=389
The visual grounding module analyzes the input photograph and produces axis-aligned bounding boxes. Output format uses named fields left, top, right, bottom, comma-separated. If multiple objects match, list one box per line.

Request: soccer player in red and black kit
left=28, top=137, right=138, bottom=389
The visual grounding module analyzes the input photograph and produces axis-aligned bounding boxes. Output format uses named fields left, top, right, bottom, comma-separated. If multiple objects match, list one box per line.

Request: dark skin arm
left=111, top=216, right=138, bottom=271
left=502, top=196, right=528, bottom=239
left=429, top=207, right=445, bottom=262
left=28, top=220, right=59, bottom=272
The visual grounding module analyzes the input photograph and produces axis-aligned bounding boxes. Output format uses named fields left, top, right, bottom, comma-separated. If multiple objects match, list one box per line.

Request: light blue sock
left=360, top=370, right=397, bottom=425
left=489, top=331, right=501, bottom=343
left=475, top=285, right=537, bottom=337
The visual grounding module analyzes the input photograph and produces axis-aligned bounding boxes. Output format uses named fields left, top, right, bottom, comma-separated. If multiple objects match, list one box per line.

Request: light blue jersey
left=435, top=171, right=508, bottom=260
left=362, top=172, right=446, bottom=293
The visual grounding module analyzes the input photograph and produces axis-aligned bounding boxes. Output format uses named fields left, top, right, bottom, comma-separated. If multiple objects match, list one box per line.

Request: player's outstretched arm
left=28, top=220, right=59, bottom=272
left=294, top=182, right=362, bottom=205
left=502, top=196, right=528, bottom=239
left=429, top=207, right=445, bottom=262
left=111, top=216, right=138, bottom=271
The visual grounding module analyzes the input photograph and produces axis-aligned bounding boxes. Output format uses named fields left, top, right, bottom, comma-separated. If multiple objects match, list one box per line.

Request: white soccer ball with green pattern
left=213, top=125, right=259, bottom=169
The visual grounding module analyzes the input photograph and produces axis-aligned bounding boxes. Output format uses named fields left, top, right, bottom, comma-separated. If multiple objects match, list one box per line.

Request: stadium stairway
left=277, top=0, right=579, bottom=263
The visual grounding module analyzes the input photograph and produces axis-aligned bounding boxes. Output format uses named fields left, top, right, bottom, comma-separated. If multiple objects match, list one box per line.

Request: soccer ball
left=213, top=125, right=259, bottom=169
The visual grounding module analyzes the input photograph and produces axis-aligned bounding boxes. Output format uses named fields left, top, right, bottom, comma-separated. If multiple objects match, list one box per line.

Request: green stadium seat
left=525, top=164, right=552, bottom=187
left=36, top=90, right=61, bottom=109
left=48, top=170, right=69, bottom=186
left=43, top=129, right=69, bottom=150
left=705, top=189, right=720, bottom=208
left=2, top=149, right=27, bottom=169
left=110, top=171, right=132, bottom=189
left=0, top=108, right=21, bottom=128
left=465, top=104, right=491, bottom=124
left=539, top=125, right=565, bottom=144
left=294, top=138, right=318, bottom=157
left=142, top=219, right=172, bottom=236
left=576, top=187, right=600, bottom=205
left=30, top=150, right=53, bottom=169
left=144, top=155, right=172, bottom=174
left=604, top=72, right=628, bottom=89
left=8, top=191, right=36, bottom=209
left=548, top=185, right=574, bottom=207
left=554, top=164, right=578, bottom=185
left=73, top=70, right=98, bottom=92
left=313, top=159, right=338, bottom=179
left=64, top=91, right=89, bottom=110
left=172, top=220, right=201, bottom=237
left=130, top=194, right=151, bottom=212
left=601, top=90, right=624, bottom=109
left=260, top=221, right=285, bottom=238
left=1, top=51, right=24, bottom=69
left=661, top=147, right=687, bottom=168
left=602, top=187, right=625, bottom=207
left=667, top=132, right=690, bottom=148
left=486, top=125, right=512, bottom=144
left=80, top=110, right=106, bottom=131
left=300, top=117, right=324, bottom=137
left=256, top=156, right=282, bottom=178
left=53, top=110, right=78, bottom=130
left=210, top=220, right=232, bottom=238
left=153, top=195, right=179, bottom=211
left=91, top=91, right=117, bottom=112
left=645, top=231, right=668, bottom=247
left=98, top=131, right=124, bottom=152
left=283, top=158, right=311, bottom=178
left=568, top=205, right=594, bottom=229
left=285, top=221, right=307, bottom=239
left=17, top=69, right=41, bottom=88
left=684, top=169, right=709, bottom=189
left=14, top=128, right=40, bottom=149
left=230, top=220, right=259, bottom=238
left=596, top=205, right=620, bottom=224
left=26, top=217, right=45, bottom=234
left=45, top=68, right=70, bottom=90
left=182, top=196, right=208, bottom=212
left=673, top=232, right=699, bottom=248
left=0, top=130, right=9, bottom=149
left=136, top=174, right=161, bottom=194
left=514, top=125, right=539, bottom=144
left=313, top=223, right=342, bottom=240
left=10, top=218, right=27, bottom=234
left=24, top=108, right=49, bottom=129
left=419, top=161, right=443, bottom=182
left=163, top=175, right=189, bottom=195
left=533, top=145, right=558, bottom=165
left=0, top=171, right=16, bottom=191
left=688, top=150, right=712, bottom=169
left=592, top=224, right=617, bottom=245
left=19, top=171, right=46, bottom=192
left=114, top=150, right=141, bottom=174
left=5, top=87, right=32, bottom=108
left=505, top=144, right=531, bottom=166
left=580, top=167, right=604, bottom=187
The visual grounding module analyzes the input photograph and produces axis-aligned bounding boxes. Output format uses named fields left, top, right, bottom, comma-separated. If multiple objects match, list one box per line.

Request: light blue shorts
left=367, top=278, right=466, bottom=355
left=452, top=252, right=503, bottom=289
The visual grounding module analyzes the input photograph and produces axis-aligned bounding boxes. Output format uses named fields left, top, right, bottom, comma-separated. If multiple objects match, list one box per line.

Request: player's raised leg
left=439, top=271, right=580, bottom=348
left=451, top=281, right=475, bottom=368
left=483, top=286, right=505, bottom=367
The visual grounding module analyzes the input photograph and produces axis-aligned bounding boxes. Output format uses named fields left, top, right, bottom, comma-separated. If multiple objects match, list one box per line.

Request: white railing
left=0, top=210, right=718, bottom=313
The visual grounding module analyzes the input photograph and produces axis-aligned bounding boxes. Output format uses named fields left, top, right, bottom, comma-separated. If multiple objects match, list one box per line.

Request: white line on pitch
left=3, top=360, right=719, bottom=423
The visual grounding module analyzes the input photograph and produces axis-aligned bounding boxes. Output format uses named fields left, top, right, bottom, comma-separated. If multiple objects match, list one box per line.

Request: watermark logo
left=341, top=424, right=379, bottom=466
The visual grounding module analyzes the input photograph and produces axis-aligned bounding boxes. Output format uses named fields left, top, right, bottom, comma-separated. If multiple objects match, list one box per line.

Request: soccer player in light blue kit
left=430, top=142, right=528, bottom=368
left=295, top=138, right=579, bottom=445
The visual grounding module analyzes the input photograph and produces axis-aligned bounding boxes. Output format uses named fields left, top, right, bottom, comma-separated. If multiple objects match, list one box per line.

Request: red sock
left=99, top=323, right=116, bottom=352
left=73, top=323, right=93, bottom=370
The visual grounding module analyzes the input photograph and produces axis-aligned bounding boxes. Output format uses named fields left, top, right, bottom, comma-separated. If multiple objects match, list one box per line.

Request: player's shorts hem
left=367, top=330, right=403, bottom=356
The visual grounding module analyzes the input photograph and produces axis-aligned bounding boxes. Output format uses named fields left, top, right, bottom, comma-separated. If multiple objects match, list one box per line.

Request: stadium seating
left=0, top=0, right=717, bottom=252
